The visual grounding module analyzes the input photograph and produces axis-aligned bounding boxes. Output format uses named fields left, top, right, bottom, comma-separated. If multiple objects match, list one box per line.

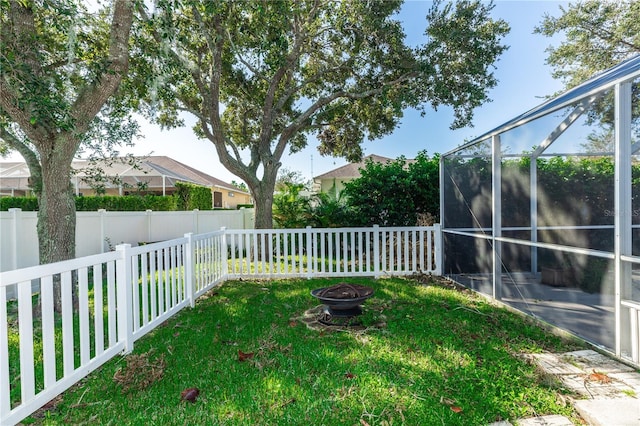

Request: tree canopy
left=0, top=0, right=136, bottom=266
left=139, top=0, right=509, bottom=228
left=535, top=0, right=640, bottom=90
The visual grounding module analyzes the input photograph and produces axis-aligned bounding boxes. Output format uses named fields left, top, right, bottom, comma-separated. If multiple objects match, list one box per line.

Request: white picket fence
left=0, top=225, right=441, bottom=426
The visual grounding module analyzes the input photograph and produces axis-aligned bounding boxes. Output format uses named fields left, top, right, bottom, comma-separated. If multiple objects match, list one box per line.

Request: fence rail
left=0, top=225, right=440, bottom=426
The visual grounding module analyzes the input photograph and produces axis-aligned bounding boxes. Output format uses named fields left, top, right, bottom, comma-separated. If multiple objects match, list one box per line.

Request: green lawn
left=27, top=276, right=582, bottom=425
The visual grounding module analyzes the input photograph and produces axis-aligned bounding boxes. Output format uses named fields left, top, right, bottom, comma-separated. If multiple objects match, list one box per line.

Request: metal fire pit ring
left=310, top=283, right=374, bottom=325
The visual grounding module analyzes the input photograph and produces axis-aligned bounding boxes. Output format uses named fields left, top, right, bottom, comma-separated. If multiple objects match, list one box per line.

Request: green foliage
left=307, top=185, right=352, bottom=228
left=275, top=168, right=309, bottom=192
left=231, top=181, right=248, bottom=192
left=535, top=1, right=640, bottom=90
left=138, top=0, right=509, bottom=228
left=75, top=195, right=178, bottom=211
left=174, top=182, right=212, bottom=210
left=272, top=180, right=352, bottom=228
left=343, top=157, right=416, bottom=226
left=536, top=156, right=615, bottom=227
left=0, top=0, right=136, bottom=265
left=0, top=196, right=39, bottom=211
left=236, top=204, right=254, bottom=210
left=272, top=182, right=309, bottom=228
left=342, top=152, right=440, bottom=226
left=1, top=195, right=178, bottom=211
left=408, top=151, right=441, bottom=221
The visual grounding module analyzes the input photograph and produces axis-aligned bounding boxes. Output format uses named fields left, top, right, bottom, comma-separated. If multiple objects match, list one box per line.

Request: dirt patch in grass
left=113, top=350, right=166, bottom=393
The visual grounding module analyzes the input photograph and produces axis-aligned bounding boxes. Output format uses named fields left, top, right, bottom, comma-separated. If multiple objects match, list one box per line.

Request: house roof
left=140, top=156, right=245, bottom=193
left=0, top=156, right=249, bottom=195
left=313, top=154, right=394, bottom=180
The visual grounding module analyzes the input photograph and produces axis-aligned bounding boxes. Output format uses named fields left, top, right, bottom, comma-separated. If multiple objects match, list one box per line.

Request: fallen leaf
left=238, top=350, right=254, bottom=362
left=588, top=370, right=611, bottom=383
left=180, top=387, right=200, bottom=403
left=288, top=320, right=297, bottom=327
left=450, top=405, right=463, bottom=413
left=345, top=372, right=355, bottom=379
left=359, top=419, right=370, bottom=426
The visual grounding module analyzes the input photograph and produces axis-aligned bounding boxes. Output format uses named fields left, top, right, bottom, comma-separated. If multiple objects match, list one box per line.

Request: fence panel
left=191, top=231, right=226, bottom=299
left=0, top=252, right=126, bottom=426
left=1, top=225, right=440, bottom=425
left=219, top=226, right=441, bottom=279
left=129, top=239, right=191, bottom=341
left=0, top=209, right=255, bottom=272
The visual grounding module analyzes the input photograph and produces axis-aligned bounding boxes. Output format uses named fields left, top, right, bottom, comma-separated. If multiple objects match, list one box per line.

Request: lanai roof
left=0, top=156, right=248, bottom=194
left=446, top=54, right=640, bottom=156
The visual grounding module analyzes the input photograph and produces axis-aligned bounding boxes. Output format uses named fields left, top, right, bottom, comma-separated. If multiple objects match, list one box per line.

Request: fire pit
left=310, top=283, right=374, bottom=325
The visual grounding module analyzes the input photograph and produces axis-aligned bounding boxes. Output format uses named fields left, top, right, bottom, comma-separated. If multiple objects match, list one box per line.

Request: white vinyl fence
left=0, top=208, right=254, bottom=272
left=1, top=225, right=441, bottom=426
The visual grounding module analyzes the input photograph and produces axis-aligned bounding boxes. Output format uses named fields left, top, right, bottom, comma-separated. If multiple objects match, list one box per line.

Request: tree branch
left=0, top=80, right=50, bottom=144
left=71, top=0, right=134, bottom=137
left=581, top=21, right=640, bottom=53
left=275, top=71, right=415, bottom=158
left=258, top=0, right=320, bottom=148
left=0, top=125, right=42, bottom=192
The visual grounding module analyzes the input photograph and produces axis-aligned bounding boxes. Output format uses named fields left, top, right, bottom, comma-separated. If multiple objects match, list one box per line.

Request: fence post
left=306, top=226, right=313, bottom=279
left=220, top=227, right=228, bottom=278
left=373, top=225, right=380, bottom=279
left=433, top=224, right=442, bottom=276
left=243, top=208, right=255, bottom=229
left=146, top=210, right=153, bottom=243
left=192, top=209, right=199, bottom=234
left=184, top=233, right=195, bottom=308
left=99, top=209, right=107, bottom=252
left=115, top=244, right=134, bottom=354
left=0, top=285, right=9, bottom=421
left=8, top=208, right=20, bottom=270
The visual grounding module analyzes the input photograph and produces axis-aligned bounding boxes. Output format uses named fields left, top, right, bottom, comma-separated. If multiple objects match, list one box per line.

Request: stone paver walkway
left=488, top=350, right=640, bottom=426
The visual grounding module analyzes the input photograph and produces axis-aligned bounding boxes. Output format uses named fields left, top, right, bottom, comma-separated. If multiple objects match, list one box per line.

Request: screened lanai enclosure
left=441, top=55, right=640, bottom=367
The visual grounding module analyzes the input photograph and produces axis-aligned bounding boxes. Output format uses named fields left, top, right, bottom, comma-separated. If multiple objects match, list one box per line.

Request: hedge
left=0, top=196, right=39, bottom=211
left=74, top=195, right=178, bottom=211
left=174, top=182, right=212, bottom=210
left=1, top=194, right=179, bottom=211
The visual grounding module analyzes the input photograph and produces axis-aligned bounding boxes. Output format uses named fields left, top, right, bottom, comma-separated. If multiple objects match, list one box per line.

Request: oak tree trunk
left=37, top=158, right=77, bottom=265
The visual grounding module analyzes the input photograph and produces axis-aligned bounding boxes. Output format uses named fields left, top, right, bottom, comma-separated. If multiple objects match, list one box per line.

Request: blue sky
left=7, top=0, right=571, bottom=184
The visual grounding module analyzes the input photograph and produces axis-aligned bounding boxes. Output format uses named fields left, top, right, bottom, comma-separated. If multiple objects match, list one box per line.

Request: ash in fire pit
left=311, top=283, right=374, bottom=326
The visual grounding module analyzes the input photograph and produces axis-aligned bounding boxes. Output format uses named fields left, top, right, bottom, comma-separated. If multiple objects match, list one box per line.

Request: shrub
left=0, top=196, right=39, bottom=211
left=74, top=195, right=178, bottom=211
left=174, top=182, right=212, bottom=210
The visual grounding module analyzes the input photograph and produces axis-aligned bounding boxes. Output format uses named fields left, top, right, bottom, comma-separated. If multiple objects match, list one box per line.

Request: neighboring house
left=312, top=154, right=397, bottom=194
left=0, top=156, right=252, bottom=209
